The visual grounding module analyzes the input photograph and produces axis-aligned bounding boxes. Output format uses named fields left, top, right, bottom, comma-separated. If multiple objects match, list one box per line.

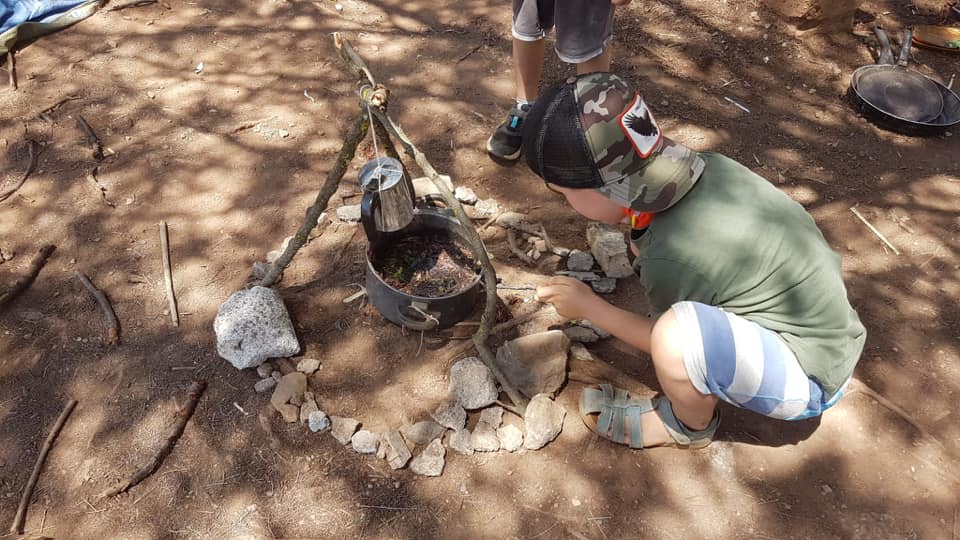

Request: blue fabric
left=1, top=0, right=89, bottom=34
left=693, top=302, right=737, bottom=393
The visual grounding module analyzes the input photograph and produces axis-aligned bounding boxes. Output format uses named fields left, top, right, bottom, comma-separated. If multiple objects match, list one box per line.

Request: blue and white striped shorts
left=673, top=302, right=847, bottom=420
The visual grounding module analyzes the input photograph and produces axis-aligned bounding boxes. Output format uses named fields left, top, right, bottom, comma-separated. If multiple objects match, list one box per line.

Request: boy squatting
left=527, top=73, right=866, bottom=449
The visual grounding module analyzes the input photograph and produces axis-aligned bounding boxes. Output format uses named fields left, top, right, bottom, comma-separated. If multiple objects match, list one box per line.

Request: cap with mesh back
left=522, top=72, right=705, bottom=213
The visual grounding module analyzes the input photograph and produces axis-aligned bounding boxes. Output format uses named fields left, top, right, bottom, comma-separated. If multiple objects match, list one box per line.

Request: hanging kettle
left=358, top=157, right=414, bottom=244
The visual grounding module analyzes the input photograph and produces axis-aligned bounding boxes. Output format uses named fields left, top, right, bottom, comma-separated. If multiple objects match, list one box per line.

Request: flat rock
left=308, top=410, right=331, bottom=433
left=569, top=343, right=596, bottom=362
left=470, top=424, right=500, bottom=452
left=524, top=394, right=566, bottom=450
left=449, top=428, right=473, bottom=455
left=449, top=357, right=499, bottom=410
left=352, top=430, right=379, bottom=454
left=336, top=204, right=361, bottom=222
left=214, top=286, right=300, bottom=370
left=299, top=398, right=319, bottom=423
left=566, top=249, right=595, bottom=272
left=431, top=401, right=466, bottom=430
left=497, top=424, right=524, bottom=452
left=454, top=186, right=478, bottom=205
left=591, top=277, right=617, bottom=294
left=472, top=198, right=500, bottom=217
left=495, top=330, right=570, bottom=399
left=381, top=430, right=412, bottom=470
left=330, top=416, right=360, bottom=445
left=586, top=222, right=633, bottom=278
left=412, top=175, right=453, bottom=198
left=254, top=377, right=276, bottom=393
left=563, top=326, right=599, bottom=343
left=270, top=372, right=307, bottom=410
left=478, top=406, right=504, bottom=429
left=410, top=439, right=446, bottom=477
left=275, top=403, right=299, bottom=423
left=401, top=420, right=447, bottom=447
left=296, top=358, right=321, bottom=374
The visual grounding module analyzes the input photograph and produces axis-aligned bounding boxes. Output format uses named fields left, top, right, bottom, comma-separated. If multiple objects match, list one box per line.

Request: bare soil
left=1, top=0, right=959, bottom=539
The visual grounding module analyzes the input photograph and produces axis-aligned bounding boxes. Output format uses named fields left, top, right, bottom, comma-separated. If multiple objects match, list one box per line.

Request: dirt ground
left=1, top=0, right=959, bottom=538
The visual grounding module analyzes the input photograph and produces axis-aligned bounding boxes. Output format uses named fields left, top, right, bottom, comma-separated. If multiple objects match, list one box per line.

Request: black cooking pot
left=365, top=208, right=482, bottom=331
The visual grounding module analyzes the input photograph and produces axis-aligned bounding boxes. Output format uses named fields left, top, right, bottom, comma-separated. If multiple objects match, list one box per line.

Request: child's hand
left=535, top=276, right=602, bottom=320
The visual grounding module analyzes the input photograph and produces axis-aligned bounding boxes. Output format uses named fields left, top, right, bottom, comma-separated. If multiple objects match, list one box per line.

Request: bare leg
left=513, top=37, right=546, bottom=102
left=575, top=46, right=611, bottom=75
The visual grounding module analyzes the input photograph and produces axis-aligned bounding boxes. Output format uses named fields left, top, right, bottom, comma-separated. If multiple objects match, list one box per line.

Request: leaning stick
left=0, top=244, right=55, bottom=308
left=442, top=306, right=552, bottom=363
left=159, top=221, right=179, bottom=326
left=75, top=271, right=120, bottom=345
left=850, top=206, right=900, bottom=256
left=0, top=139, right=40, bottom=203
left=9, top=400, right=77, bottom=535
left=99, top=381, right=206, bottom=499
left=7, top=50, right=16, bottom=90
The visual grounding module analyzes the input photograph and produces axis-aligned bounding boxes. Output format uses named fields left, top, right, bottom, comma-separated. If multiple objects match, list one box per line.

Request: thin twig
left=99, top=381, right=206, bottom=499
left=0, top=244, right=55, bottom=308
left=159, top=221, right=179, bottom=326
left=75, top=115, right=104, bottom=160
left=87, top=167, right=116, bottom=207
left=848, top=377, right=944, bottom=451
left=442, top=306, right=550, bottom=363
left=9, top=400, right=77, bottom=535
left=107, top=0, right=157, bottom=11
left=478, top=209, right=505, bottom=232
left=0, top=139, right=40, bottom=203
left=506, top=228, right=536, bottom=265
left=850, top=206, right=900, bottom=255
left=456, top=44, right=482, bottom=64
left=723, top=96, right=750, bottom=113
left=38, top=95, right=80, bottom=115
left=7, top=51, right=16, bottom=90
left=75, top=271, right=120, bottom=346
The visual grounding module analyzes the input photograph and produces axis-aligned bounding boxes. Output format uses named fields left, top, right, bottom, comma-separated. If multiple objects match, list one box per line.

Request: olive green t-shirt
left=634, top=153, right=866, bottom=395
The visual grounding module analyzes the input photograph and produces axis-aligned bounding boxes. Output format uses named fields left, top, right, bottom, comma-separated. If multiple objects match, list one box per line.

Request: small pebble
left=297, top=358, right=321, bottom=374
left=254, top=378, right=277, bottom=393
left=308, top=410, right=331, bottom=433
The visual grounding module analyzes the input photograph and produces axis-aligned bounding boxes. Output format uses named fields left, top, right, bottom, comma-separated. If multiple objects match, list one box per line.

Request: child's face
left=546, top=183, right=625, bottom=225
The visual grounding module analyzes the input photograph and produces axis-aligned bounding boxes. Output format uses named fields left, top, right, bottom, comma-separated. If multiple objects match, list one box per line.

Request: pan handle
left=897, top=29, right=913, bottom=67
left=874, top=27, right=895, bottom=65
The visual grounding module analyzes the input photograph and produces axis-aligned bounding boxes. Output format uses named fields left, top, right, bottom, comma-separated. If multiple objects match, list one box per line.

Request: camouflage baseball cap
left=522, top=72, right=705, bottom=213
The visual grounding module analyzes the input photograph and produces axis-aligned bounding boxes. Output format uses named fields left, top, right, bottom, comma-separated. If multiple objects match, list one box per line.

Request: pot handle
left=874, top=27, right=895, bottom=65
left=897, top=29, right=913, bottom=67
left=397, top=302, right=440, bottom=331
left=361, top=190, right=380, bottom=244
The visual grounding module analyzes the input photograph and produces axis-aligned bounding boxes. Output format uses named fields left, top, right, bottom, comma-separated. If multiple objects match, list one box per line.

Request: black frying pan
left=849, top=27, right=960, bottom=136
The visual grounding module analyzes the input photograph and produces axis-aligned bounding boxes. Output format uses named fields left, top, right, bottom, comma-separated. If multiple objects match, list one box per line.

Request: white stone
left=352, top=430, right=379, bottom=454
left=586, top=223, right=633, bottom=278
left=410, top=439, right=445, bottom=476
left=497, top=424, right=524, bottom=452
left=473, top=198, right=499, bottom=217
left=381, top=430, right=412, bottom=470
left=523, top=394, right=566, bottom=450
left=454, top=186, right=478, bottom=205
left=478, top=406, right=504, bottom=429
left=330, top=416, right=360, bottom=445
left=215, top=287, right=300, bottom=369
left=449, top=357, right=499, bottom=410
left=296, top=358, right=321, bottom=374
left=336, top=204, right=361, bottom=222
left=470, top=424, right=500, bottom=452
left=449, top=428, right=473, bottom=455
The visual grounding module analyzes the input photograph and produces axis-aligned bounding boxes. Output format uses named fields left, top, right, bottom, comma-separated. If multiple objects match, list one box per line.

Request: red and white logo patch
left=617, top=93, right=662, bottom=158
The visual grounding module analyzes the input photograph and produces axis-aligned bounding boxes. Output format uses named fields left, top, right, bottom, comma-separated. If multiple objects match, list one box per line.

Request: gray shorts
left=511, top=0, right=615, bottom=63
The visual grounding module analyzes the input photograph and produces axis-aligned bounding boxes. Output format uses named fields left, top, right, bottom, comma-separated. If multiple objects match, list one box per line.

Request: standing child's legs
left=513, top=37, right=546, bottom=103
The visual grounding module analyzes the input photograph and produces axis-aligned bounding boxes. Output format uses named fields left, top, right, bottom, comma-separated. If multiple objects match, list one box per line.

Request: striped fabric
left=673, top=301, right=847, bottom=420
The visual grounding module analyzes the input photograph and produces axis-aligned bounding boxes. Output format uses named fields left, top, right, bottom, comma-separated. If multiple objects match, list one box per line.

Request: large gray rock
left=586, top=223, right=633, bottom=278
left=401, top=421, right=447, bottom=447
left=449, top=357, right=499, bottom=410
left=431, top=401, right=466, bottom=430
left=523, top=394, right=566, bottom=450
left=497, top=424, right=524, bottom=452
left=566, top=250, right=595, bottom=272
left=215, top=287, right=300, bottom=370
left=410, top=439, right=446, bottom=477
left=563, top=326, right=599, bottom=343
left=591, top=277, right=617, bottom=294
left=495, top=331, right=570, bottom=399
